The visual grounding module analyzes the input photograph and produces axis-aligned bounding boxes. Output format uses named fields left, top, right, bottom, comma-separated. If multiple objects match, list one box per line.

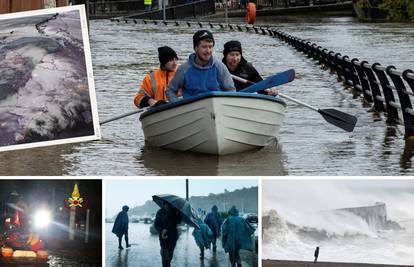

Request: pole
left=85, top=209, right=90, bottom=243
left=52, top=186, right=56, bottom=207
left=185, top=179, right=189, bottom=201
left=85, top=0, right=90, bottom=32
left=224, top=0, right=228, bottom=23
left=162, top=0, right=166, bottom=22
left=69, top=206, right=76, bottom=240
left=185, top=179, right=189, bottom=230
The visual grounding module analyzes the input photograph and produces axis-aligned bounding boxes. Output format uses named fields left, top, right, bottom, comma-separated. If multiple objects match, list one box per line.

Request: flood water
left=1, top=16, right=414, bottom=175
left=105, top=223, right=257, bottom=267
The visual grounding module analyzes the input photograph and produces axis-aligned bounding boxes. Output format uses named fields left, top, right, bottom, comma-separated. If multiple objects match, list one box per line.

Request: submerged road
left=0, top=16, right=414, bottom=175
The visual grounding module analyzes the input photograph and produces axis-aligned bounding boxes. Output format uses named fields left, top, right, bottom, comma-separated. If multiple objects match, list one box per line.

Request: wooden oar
left=100, top=108, right=147, bottom=125
left=239, top=69, right=295, bottom=93
left=233, top=74, right=358, bottom=132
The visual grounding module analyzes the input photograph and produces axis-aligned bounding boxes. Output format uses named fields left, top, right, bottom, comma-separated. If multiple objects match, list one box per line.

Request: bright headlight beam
left=34, top=210, right=51, bottom=228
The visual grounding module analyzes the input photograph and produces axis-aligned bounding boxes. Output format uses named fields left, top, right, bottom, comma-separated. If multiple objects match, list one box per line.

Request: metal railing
left=123, top=0, right=215, bottom=19
left=88, top=0, right=206, bottom=17
left=275, top=30, right=414, bottom=137
left=88, top=0, right=145, bottom=17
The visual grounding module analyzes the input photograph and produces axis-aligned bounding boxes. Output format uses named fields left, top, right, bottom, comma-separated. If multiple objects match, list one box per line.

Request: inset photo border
left=0, top=5, right=100, bottom=153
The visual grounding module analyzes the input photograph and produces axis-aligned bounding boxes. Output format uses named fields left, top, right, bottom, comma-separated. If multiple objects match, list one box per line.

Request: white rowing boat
left=139, top=92, right=286, bottom=155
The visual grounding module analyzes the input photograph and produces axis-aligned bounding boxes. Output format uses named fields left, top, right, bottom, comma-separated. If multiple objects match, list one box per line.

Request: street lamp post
left=162, top=0, right=166, bottom=22
left=224, top=0, right=228, bottom=23
left=85, top=209, right=90, bottom=243
left=186, top=179, right=189, bottom=201
left=68, top=206, right=76, bottom=240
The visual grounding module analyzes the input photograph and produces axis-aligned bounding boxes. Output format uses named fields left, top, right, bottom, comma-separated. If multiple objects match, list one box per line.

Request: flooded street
left=0, top=249, right=101, bottom=267
left=105, top=223, right=257, bottom=267
left=1, top=16, right=414, bottom=175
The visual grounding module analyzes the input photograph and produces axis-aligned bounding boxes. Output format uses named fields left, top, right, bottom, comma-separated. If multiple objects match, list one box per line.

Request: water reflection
left=137, top=141, right=286, bottom=176
left=0, top=144, right=75, bottom=176
left=114, top=249, right=129, bottom=267
left=400, top=140, right=414, bottom=170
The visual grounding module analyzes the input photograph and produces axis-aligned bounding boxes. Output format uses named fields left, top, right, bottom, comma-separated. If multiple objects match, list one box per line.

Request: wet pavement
left=0, top=248, right=101, bottom=267
left=106, top=223, right=258, bottom=267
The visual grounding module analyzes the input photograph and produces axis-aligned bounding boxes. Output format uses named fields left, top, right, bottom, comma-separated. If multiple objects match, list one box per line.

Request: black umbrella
left=152, top=194, right=200, bottom=229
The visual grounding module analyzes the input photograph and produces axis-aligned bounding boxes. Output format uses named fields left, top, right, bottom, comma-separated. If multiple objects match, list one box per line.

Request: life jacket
left=134, top=67, right=176, bottom=108
left=144, top=0, right=152, bottom=5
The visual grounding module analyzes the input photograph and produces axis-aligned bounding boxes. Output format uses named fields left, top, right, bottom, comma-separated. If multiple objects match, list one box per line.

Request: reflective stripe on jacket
left=134, top=67, right=176, bottom=108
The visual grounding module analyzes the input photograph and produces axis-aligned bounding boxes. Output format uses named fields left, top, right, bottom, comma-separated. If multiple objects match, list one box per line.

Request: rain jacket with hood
left=112, top=206, right=129, bottom=238
left=221, top=206, right=255, bottom=253
left=165, top=53, right=235, bottom=102
left=134, top=67, right=177, bottom=108
left=154, top=207, right=182, bottom=250
left=204, top=205, right=223, bottom=238
left=192, top=218, right=213, bottom=250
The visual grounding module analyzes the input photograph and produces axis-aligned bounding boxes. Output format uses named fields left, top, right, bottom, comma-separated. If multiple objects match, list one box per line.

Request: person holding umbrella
left=154, top=200, right=181, bottom=267
left=222, top=205, right=255, bottom=267
left=153, top=194, right=201, bottom=267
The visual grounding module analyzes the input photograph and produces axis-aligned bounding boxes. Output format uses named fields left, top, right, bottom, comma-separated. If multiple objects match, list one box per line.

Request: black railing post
left=361, top=62, right=385, bottom=112
left=387, top=66, right=414, bottom=138
left=342, top=56, right=356, bottom=88
left=352, top=59, right=373, bottom=103
left=403, top=70, right=414, bottom=94
left=372, top=63, right=400, bottom=124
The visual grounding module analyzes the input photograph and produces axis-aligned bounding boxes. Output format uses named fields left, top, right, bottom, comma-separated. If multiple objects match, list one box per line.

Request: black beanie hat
left=158, top=46, right=178, bottom=66
left=193, top=30, right=215, bottom=48
left=223, top=40, right=242, bottom=57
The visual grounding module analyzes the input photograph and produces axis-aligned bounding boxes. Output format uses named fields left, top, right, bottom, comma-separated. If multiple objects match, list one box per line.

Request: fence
left=274, top=30, right=414, bottom=137
left=125, top=0, right=215, bottom=20
left=87, top=0, right=214, bottom=19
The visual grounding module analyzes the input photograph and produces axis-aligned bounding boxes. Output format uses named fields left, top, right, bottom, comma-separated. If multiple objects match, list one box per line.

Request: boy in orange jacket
left=134, top=46, right=178, bottom=108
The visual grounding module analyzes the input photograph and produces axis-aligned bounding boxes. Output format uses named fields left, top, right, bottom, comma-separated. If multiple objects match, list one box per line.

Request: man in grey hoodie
left=166, top=30, right=235, bottom=102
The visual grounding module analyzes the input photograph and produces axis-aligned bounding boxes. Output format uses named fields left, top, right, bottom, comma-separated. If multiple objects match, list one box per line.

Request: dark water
left=0, top=16, right=414, bottom=175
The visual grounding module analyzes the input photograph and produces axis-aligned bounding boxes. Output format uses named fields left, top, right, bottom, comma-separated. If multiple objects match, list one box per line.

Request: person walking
left=154, top=201, right=182, bottom=267
left=204, top=205, right=223, bottom=252
left=112, top=205, right=131, bottom=250
left=145, top=0, right=153, bottom=12
left=192, top=217, right=213, bottom=259
left=314, top=246, right=319, bottom=263
left=221, top=206, right=255, bottom=267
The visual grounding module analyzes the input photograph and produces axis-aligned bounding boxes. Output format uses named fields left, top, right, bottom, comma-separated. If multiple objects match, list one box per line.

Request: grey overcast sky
left=106, top=179, right=257, bottom=217
left=262, top=179, right=414, bottom=219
